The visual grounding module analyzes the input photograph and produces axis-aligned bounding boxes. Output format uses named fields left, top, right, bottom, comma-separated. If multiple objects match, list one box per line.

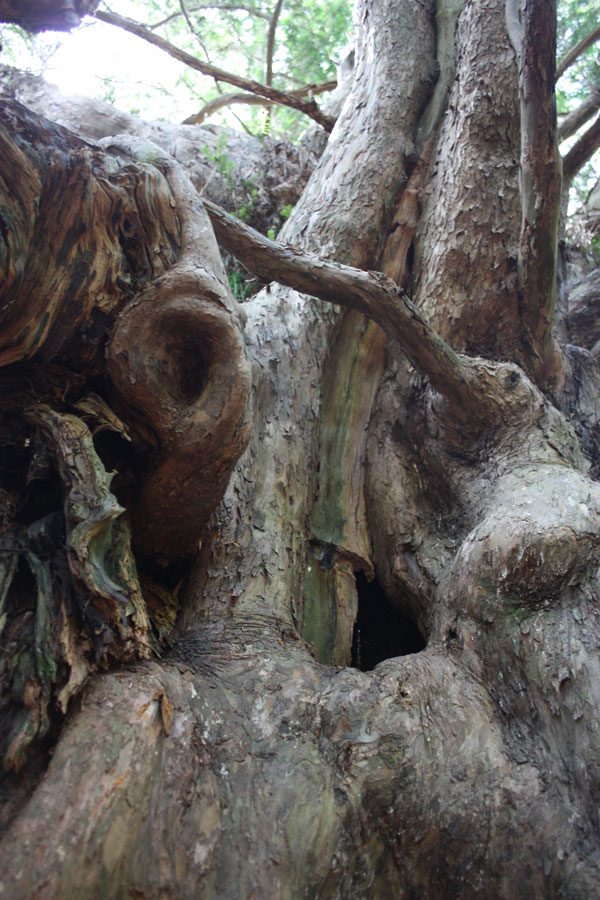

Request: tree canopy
left=0, top=0, right=352, bottom=136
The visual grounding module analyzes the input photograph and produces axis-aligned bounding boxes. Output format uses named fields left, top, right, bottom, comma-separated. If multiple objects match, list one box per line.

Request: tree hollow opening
left=351, top=571, right=426, bottom=671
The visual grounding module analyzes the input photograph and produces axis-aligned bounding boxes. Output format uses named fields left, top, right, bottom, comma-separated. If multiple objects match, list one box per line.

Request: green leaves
left=557, top=0, right=599, bottom=113
left=146, top=0, right=352, bottom=137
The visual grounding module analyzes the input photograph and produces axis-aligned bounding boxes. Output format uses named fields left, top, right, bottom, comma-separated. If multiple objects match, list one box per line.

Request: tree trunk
left=1, top=1, right=600, bottom=897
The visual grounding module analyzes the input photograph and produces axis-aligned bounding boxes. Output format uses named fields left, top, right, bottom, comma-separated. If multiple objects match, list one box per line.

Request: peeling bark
left=2, top=0, right=600, bottom=895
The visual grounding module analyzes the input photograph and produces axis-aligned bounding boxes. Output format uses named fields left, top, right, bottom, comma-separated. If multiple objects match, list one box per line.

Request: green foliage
left=280, top=0, right=349, bottom=85
left=0, top=22, right=60, bottom=72
left=556, top=0, right=599, bottom=115
left=0, top=24, right=32, bottom=64
left=235, top=179, right=260, bottom=223
left=0, top=0, right=350, bottom=136
left=267, top=202, right=294, bottom=239
left=556, top=0, right=599, bottom=249
left=132, top=0, right=352, bottom=139
left=228, top=263, right=259, bottom=299
left=200, top=133, right=236, bottom=191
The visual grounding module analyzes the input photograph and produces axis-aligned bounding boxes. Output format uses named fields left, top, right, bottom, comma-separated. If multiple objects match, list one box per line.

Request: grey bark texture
left=1, top=0, right=600, bottom=897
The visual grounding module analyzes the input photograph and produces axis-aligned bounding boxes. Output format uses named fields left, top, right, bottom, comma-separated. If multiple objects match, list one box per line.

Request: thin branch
left=179, top=0, right=213, bottom=61
left=150, top=4, right=270, bottom=29
left=557, top=24, right=600, bottom=80
left=95, top=9, right=335, bottom=131
left=263, top=0, right=284, bottom=131
left=265, top=0, right=284, bottom=86
left=562, top=113, right=600, bottom=182
left=558, top=87, right=600, bottom=142
left=516, top=0, right=562, bottom=382
left=204, top=201, right=489, bottom=419
left=183, top=80, right=336, bottom=125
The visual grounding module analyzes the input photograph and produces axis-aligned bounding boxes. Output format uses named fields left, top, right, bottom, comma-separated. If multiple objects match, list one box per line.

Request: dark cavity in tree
left=166, top=337, right=208, bottom=403
left=351, top=571, right=426, bottom=671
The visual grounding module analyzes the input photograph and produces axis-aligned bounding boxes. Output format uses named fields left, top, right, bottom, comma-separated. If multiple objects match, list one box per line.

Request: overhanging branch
left=94, top=9, right=336, bottom=131
left=204, top=201, right=490, bottom=419
left=558, top=87, right=600, bottom=142
left=265, top=0, right=284, bottom=87
left=150, top=3, right=270, bottom=29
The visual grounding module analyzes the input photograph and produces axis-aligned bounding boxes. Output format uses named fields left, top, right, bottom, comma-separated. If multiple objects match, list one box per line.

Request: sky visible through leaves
left=0, top=0, right=352, bottom=135
left=0, top=1, right=597, bottom=206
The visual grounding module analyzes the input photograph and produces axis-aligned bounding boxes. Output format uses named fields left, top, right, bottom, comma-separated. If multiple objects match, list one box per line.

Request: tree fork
left=204, top=199, right=542, bottom=430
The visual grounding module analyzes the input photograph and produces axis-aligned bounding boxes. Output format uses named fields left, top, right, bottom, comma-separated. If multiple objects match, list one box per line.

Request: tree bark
left=2, top=0, right=600, bottom=896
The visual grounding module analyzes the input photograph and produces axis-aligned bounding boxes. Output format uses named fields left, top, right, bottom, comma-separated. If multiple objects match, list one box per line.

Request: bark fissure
left=2, top=0, right=600, bottom=895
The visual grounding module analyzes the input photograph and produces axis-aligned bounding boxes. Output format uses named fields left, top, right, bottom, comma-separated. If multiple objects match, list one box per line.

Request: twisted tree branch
left=204, top=201, right=503, bottom=422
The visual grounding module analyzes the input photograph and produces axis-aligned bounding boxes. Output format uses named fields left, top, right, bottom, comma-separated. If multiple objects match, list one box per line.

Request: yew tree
left=1, top=0, right=600, bottom=896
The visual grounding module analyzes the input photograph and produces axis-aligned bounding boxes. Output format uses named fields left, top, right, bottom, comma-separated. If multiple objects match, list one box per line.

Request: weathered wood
left=2, top=0, right=600, bottom=894
left=104, top=137, right=251, bottom=558
left=0, top=102, right=180, bottom=368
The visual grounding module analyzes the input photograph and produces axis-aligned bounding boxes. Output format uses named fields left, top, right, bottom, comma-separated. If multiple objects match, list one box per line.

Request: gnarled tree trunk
left=1, top=1, right=600, bottom=897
